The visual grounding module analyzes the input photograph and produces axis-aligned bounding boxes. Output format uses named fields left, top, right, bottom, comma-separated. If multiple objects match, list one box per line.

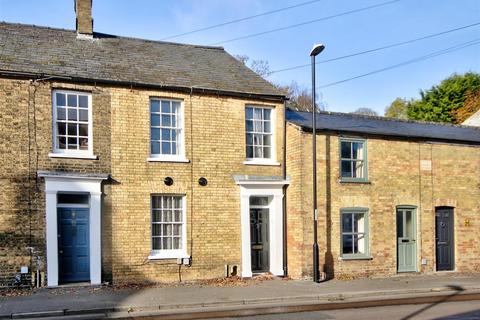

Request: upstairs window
left=340, top=138, right=367, bottom=182
left=150, top=99, right=184, bottom=161
left=245, top=106, right=274, bottom=161
left=52, top=90, right=92, bottom=157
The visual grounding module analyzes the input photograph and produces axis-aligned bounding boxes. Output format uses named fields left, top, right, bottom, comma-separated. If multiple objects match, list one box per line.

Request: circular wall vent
left=164, top=177, right=174, bottom=186
left=198, top=177, right=208, bottom=186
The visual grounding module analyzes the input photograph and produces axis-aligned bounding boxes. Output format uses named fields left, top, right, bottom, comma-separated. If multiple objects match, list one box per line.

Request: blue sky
left=1, top=0, right=479, bottom=114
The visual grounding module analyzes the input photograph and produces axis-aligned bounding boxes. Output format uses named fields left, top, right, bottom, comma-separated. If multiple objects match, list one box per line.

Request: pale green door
left=397, top=208, right=417, bottom=272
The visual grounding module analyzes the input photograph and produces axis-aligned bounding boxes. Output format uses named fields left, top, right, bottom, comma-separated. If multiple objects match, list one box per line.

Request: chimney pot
left=75, top=0, right=93, bottom=36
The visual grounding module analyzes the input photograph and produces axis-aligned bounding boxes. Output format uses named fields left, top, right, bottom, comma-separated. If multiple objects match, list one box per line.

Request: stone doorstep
left=2, top=286, right=480, bottom=319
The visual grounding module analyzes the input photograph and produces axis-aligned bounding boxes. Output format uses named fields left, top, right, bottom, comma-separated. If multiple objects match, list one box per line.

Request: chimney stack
left=75, top=0, right=93, bottom=37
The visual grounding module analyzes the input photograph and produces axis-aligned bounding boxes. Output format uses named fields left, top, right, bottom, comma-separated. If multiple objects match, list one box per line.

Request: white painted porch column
left=240, top=193, right=252, bottom=278
left=89, top=192, right=102, bottom=285
left=45, top=190, right=59, bottom=287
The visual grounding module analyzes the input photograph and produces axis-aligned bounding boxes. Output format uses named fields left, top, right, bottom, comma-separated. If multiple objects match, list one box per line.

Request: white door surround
left=38, top=171, right=108, bottom=287
left=234, top=175, right=290, bottom=278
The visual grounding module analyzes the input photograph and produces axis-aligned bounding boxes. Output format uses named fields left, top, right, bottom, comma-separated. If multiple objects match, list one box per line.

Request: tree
left=451, top=89, right=480, bottom=124
left=234, top=54, right=271, bottom=78
left=234, top=55, right=321, bottom=112
left=351, top=107, right=379, bottom=116
left=234, top=54, right=249, bottom=65
left=249, top=60, right=271, bottom=78
left=384, top=98, right=409, bottom=119
left=274, top=81, right=319, bottom=112
left=407, top=72, right=480, bottom=123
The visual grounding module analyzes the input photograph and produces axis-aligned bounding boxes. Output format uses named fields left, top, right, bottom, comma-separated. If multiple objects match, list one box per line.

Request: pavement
left=1, top=273, right=480, bottom=319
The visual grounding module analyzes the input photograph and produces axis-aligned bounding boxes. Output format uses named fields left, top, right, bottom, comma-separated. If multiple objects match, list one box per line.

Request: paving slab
left=0, top=273, right=479, bottom=319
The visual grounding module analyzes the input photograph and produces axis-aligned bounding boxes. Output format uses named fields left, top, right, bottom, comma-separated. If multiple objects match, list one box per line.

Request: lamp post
left=310, top=43, right=325, bottom=283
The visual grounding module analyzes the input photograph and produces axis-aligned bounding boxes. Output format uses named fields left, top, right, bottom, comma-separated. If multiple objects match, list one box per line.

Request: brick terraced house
left=286, top=111, right=480, bottom=279
left=0, top=0, right=479, bottom=287
left=0, top=0, right=288, bottom=287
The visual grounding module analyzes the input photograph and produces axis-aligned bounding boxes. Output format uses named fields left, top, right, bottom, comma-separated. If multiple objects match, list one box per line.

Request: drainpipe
left=282, top=99, right=288, bottom=277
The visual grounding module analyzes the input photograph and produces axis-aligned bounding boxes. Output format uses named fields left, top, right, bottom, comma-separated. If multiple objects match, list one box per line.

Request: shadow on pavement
left=434, top=308, right=480, bottom=320
left=400, top=285, right=465, bottom=320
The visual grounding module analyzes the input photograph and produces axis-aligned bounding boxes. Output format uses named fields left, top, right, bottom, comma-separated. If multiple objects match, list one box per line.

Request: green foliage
left=453, top=89, right=480, bottom=123
left=384, top=98, right=409, bottom=119
left=406, top=72, right=480, bottom=123
left=352, top=107, right=379, bottom=116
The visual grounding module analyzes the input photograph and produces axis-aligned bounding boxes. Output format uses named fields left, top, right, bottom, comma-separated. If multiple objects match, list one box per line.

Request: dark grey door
left=435, top=207, right=454, bottom=271
left=250, top=208, right=269, bottom=272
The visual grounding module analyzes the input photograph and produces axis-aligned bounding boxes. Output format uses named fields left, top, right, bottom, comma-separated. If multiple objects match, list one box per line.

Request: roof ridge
left=0, top=21, right=288, bottom=97
left=0, top=20, right=74, bottom=34
left=292, top=109, right=478, bottom=130
left=0, top=21, right=225, bottom=51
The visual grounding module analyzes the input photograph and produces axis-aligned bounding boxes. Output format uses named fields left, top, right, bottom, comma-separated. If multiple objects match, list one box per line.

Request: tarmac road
left=209, top=300, right=480, bottom=320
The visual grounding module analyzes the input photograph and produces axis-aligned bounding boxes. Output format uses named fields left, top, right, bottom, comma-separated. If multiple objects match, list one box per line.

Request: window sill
left=339, top=179, right=371, bottom=184
left=340, top=256, right=373, bottom=261
left=147, top=157, right=190, bottom=163
left=49, top=153, right=98, bottom=160
left=243, top=160, right=281, bottom=166
left=148, top=252, right=190, bottom=260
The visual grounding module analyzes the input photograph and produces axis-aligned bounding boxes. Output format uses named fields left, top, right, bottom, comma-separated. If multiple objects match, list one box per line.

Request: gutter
left=0, top=69, right=286, bottom=102
left=297, top=126, right=480, bottom=147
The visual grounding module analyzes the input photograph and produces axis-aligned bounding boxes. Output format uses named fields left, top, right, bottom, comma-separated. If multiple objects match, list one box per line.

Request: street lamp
left=310, top=43, right=325, bottom=283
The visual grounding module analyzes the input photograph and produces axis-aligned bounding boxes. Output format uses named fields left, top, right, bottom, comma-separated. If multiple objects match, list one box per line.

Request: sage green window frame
left=339, top=137, right=368, bottom=182
left=340, top=207, right=370, bottom=259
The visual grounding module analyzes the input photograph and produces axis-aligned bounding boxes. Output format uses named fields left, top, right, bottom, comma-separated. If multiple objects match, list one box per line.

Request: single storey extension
left=286, top=110, right=480, bottom=279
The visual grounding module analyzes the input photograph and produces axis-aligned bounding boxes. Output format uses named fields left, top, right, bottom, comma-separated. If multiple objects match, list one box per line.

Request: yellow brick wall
left=1, top=78, right=284, bottom=285
left=0, top=79, right=33, bottom=285
left=3, top=74, right=477, bottom=285
left=285, top=123, right=308, bottom=278
left=431, top=144, right=480, bottom=272
left=0, top=78, right=111, bottom=285
left=286, top=123, right=480, bottom=279
left=109, top=88, right=284, bottom=283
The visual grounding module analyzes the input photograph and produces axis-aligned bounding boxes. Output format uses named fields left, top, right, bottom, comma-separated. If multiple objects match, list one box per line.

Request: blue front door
left=58, top=208, right=90, bottom=283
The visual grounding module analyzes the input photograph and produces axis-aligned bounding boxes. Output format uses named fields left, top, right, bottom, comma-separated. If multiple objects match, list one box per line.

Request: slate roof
left=0, top=22, right=283, bottom=99
left=286, top=110, right=480, bottom=144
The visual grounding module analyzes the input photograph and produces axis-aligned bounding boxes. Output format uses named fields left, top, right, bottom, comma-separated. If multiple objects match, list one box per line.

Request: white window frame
left=148, top=194, right=189, bottom=260
left=50, top=89, right=95, bottom=159
left=244, top=105, right=279, bottom=166
left=148, top=98, right=188, bottom=163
